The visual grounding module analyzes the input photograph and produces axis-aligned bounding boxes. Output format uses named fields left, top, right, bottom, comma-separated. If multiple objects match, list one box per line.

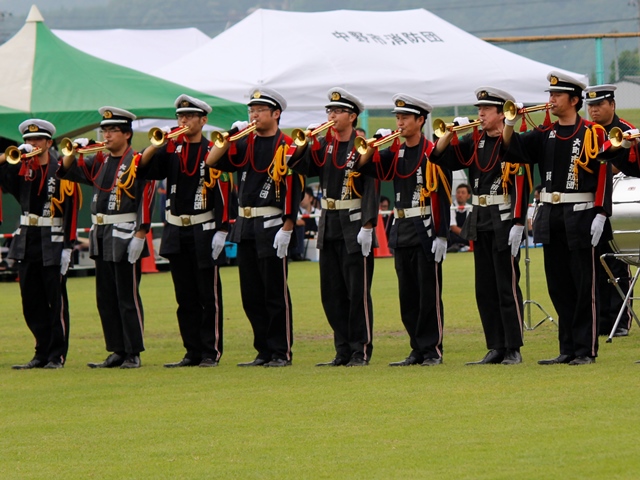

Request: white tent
left=52, top=27, right=210, bottom=73
left=153, top=8, right=588, bottom=124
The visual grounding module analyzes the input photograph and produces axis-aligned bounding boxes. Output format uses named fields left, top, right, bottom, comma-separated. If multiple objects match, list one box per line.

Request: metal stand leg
left=523, top=238, right=556, bottom=331
left=600, top=253, right=640, bottom=343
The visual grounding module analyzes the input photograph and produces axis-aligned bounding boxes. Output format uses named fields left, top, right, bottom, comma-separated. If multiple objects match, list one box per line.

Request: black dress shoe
left=237, top=358, right=268, bottom=367
left=44, top=361, right=64, bottom=369
left=346, top=357, right=369, bottom=367
left=88, top=353, right=125, bottom=369
left=421, top=358, right=443, bottom=366
left=164, top=358, right=199, bottom=368
left=389, top=356, right=420, bottom=367
left=11, top=358, right=45, bottom=370
left=501, top=350, right=522, bottom=365
left=264, top=359, right=291, bottom=367
left=538, top=354, right=575, bottom=365
left=466, top=349, right=505, bottom=365
left=568, top=356, right=595, bottom=365
left=199, top=358, right=219, bottom=367
left=315, top=357, right=349, bottom=367
left=120, top=355, right=141, bottom=369
left=614, top=328, right=629, bottom=337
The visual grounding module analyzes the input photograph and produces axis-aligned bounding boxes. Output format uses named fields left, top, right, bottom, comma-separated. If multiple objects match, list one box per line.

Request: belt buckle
left=243, top=207, right=252, bottom=218
left=479, top=196, right=487, bottom=206
left=28, top=215, right=38, bottom=226
left=397, top=209, right=405, bottom=219
left=96, top=213, right=104, bottom=225
left=181, top=216, right=192, bottom=227
left=327, top=199, right=336, bottom=210
left=552, top=192, right=561, bottom=204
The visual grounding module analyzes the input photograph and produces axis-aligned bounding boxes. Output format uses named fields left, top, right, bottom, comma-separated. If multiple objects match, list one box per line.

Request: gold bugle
left=60, top=138, right=108, bottom=156
left=211, top=122, right=258, bottom=148
left=291, top=121, right=336, bottom=147
left=503, top=100, right=553, bottom=121
left=354, top=130, right=404, bottom=155
left=148, top=125, right=190, bottom=147
left=432, top=118, right=482, bottom=138
left=609, top=126, right=640, bottom=148
left=4, top=146, right=43, bottom=164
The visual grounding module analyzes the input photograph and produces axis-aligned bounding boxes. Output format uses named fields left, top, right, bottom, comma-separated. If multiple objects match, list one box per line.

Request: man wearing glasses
left=289, top=88, right=378, bottom=367
left=59, top=107, right=155, bottom=369
left=206, top=88, right=301, bottom=367
left=139, top=95, right=231, bottom=368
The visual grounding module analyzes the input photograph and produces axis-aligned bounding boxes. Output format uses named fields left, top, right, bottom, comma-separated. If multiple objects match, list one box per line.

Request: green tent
left=0, top=5, right=245, bottom=142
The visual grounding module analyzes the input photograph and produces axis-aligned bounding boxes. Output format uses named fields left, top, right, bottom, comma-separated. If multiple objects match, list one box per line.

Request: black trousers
left=473, top=230, right=524, bottom=351
left=599, top=241, right=633, bottom=334
left=394, top=246, right=443, bottom=361
left=95, top=240, right=145, bottom=355
left=544, top=212, right=599, bottom=358
left=17, top=261, right=69, bottom=364
left=167, top=251, right=223, bottom=362
left=237, top=240, right=293, bottom=361
left=319, top=240, right=374, bottom=362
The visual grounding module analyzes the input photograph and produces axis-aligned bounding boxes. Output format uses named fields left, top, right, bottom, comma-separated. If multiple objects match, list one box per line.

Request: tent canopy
left=52, top=27, right=210, bottom=73
left=154, top=8, right=588, bottom=113
left=0, top=6, right=244, bottom=142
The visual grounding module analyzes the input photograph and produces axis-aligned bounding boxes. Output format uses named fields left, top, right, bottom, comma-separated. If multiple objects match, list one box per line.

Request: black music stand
left=599, top=252, right=640, bottom=343
left=523, top=238, right=556, bottom=330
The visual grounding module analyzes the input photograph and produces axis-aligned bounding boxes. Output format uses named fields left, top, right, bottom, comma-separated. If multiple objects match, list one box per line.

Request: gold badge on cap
left=396, top=100, right=406, bottom=107
left=588, top=92, right=597, bottom=98
left=28, top=124, right=38, bottom=132
left=252, top=91, right=261, bottom=99
left=331, top=92, right=341, bottom=101
left=181, top=100, right=190, bottom=107
left=103, top=110, right=113, bottom=119
left=550, top=76, right=558, bottom=85
left=478, top=91, right=488, bottom=99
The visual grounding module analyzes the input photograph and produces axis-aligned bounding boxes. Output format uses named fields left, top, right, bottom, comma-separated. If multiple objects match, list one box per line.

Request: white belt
left=321, top=198, right=362, bottom=210
left=539, top=192, right=595, bottom=204
left=472, top=194, right=511, bottom=207
left=238, top=206, right=283, bottom=218
left=393, top=206, right=431, bottom=219
left=20, top=214, right=63, bottom=227
left=91, top=213, right=137, bottom=225
left=166, top=211, right=214, bottom=227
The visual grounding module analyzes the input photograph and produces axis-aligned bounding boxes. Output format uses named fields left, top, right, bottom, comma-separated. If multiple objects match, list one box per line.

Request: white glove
left=431, top=237, right=448, bottom=263
left=60, top=248, right=72, bottom=275
left=307, top=123, right=321, bottom=131
left=356, top=227, right=373, bottom=257
left=621, top=128, right=640, bottom=149
left=232, top=121, right=249, bottom=132
left=508, top=224, right=525, bottom=257
left=591, top=214, right=606, bottom=247
left=211, top=230, right=228, bottom=260
left=453, top=117, right=470, bottom=126
left=127, top=236, right=146, bottom=264
left=375, top=128, right=393, bottom=137
left=273, top=228, right=292, bottom=259
left=18, top=143, right=34, bottom=153
left=73, top=138, right=90, bottom=148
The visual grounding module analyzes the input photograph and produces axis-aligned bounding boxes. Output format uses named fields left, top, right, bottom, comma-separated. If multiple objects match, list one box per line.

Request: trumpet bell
left=60, top=137, right=76, bottom=157
left=432, top=118, right=452, bottom=138
left=4, top=146, right=22, bottom=164
left=211, top=131, right=229, bottom=149
left=503, top=100, right=518, bottom=122
left=354, top=136, right=371, bottom=155
left=291, top=128, right=308, bottom=147
left=148, top=127, right=165, bottom=147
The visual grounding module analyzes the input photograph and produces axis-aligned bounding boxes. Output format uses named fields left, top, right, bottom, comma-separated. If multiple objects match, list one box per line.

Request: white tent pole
left=360, top=109, right=370, bottom=136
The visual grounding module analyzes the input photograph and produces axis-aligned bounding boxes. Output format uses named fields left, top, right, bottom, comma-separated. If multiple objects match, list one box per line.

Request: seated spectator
left=290, top=187, right=318, bottom=261
left=355, top=127, right=367, bottom=138
left=448, top=183, right=472, bottom=252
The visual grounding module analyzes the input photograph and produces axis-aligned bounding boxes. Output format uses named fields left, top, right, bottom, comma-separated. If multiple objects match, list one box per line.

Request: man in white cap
left=206, top=87, right=301, bottom=367
left=504, top=71, right=609, bottom=365
left=432, top=87, right=528, bottom=365
left=139, top=95, right=231, bottom=367
left=583, top=85, right=635, bottom=338
left=289, top=87, right=378, bottom=367
left=357, top=94, right=450, bottom=366
left=59, top=106, right=155, bottom=369
left=0, top=119, right=79, bottom=369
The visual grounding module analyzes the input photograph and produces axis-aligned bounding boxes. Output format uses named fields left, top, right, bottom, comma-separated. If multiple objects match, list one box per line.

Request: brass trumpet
left=211, top=122, right=258, bottom=148
left=148, top=125, right=190, bottom=147
left=503, top=100, right=553, bottom=121
left=291, top=121, right=335, bottom=147
left=433, top=118, right=482, bottom=138
left=4, top=146, right=43, bottom=165
left=59, top=138, right=108, bottom=156
left=354, top=129, right=404, bottom=155
left=609, top=126, right=640, bottom=148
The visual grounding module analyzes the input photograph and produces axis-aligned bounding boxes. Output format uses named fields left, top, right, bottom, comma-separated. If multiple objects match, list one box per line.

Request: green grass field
left=1, top=249, right=639, bottom=479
